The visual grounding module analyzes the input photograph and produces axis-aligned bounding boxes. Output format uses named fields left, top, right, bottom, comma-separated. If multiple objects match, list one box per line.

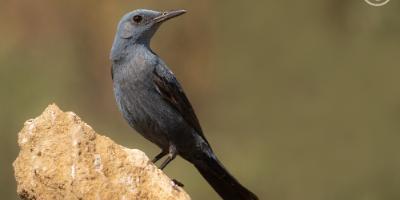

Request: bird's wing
left=153, top=64, right=209, bottom=144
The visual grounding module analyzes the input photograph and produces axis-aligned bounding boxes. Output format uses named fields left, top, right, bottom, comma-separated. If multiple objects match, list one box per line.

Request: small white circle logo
left=364, top=0, right=390, bottom=6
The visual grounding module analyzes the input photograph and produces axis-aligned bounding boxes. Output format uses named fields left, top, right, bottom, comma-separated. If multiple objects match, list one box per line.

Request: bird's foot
left=172, top=179, right=184, bottom=187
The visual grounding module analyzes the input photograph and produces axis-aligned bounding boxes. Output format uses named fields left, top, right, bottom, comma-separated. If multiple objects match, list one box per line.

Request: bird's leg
left=152, top=150, right=168, bottom=163
left=159, top=145, right=184, bottom=187
left=159, top=155, right=175, bottom=170
left=159, top=145, right=177, bottom=170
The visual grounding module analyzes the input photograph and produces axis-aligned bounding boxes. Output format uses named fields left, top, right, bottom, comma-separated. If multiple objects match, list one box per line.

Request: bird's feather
left=153, top=64, right=209, bottom=145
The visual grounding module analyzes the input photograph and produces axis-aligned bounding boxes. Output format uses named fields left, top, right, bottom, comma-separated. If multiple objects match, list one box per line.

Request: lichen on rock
left=13, top=104, right=190, bottom=200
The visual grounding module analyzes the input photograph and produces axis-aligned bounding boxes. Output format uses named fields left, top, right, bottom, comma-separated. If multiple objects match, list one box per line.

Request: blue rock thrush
left=110, top=9, right=258, bottom=200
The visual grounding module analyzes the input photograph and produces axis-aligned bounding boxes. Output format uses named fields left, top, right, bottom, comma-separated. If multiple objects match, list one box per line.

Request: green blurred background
left=1, top=0, right=400, bottom=199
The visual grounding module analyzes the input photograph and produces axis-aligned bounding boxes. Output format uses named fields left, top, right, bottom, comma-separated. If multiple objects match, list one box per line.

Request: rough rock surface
left=13, top=104, right=190, bottom=200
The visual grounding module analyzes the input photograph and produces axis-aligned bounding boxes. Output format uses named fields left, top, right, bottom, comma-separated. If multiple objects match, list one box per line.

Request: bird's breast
left=112, top=54, right=161, bottom=125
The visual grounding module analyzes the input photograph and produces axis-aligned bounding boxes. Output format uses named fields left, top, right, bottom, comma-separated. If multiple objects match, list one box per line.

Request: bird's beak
left=154, top=10, right=187, bottom=23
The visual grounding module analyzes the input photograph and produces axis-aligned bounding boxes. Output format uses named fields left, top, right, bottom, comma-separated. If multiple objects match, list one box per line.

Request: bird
left=110, top=9, right=258, bottom=200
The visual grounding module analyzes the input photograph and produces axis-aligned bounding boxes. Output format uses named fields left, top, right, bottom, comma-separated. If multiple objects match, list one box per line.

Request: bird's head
left=117, top=9, right=186, bottom=40
left=110, top=9, right=186, bottom=60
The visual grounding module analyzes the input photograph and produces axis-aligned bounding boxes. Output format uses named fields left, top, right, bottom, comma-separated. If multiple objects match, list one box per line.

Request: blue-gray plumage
left=110, top=9, right=257, bottom=200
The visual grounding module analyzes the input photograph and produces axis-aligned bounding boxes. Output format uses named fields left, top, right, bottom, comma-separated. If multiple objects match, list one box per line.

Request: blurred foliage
left=1, top=0, right=400, bottom=199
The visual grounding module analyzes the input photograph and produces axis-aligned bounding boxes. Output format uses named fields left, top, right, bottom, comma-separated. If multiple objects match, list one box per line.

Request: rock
left=13, top=104, right=190, bottom=200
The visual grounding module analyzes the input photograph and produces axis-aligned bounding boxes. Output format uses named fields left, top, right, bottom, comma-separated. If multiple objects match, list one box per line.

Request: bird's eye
left=132, top=15, right=143, bottom=23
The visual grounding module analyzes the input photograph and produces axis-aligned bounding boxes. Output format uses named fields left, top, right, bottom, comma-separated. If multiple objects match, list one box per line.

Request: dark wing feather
left=111, top=65, right=114, bottom=80
left=153, top=65, right=209, bottom=144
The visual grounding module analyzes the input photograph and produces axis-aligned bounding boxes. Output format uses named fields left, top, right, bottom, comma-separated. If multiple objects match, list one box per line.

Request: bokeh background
left=1, top=0, right=400, bottom=199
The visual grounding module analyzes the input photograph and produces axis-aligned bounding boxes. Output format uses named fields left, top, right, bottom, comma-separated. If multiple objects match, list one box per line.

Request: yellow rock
left=13, top=104, right=190, bottom=200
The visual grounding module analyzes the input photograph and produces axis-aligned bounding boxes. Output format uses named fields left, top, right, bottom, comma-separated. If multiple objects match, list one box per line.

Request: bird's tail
left=192, top=154, right=258, bottom=200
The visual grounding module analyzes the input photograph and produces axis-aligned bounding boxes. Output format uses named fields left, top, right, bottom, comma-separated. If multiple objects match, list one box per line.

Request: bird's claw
left=172, top=179, right=184, bottom=187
